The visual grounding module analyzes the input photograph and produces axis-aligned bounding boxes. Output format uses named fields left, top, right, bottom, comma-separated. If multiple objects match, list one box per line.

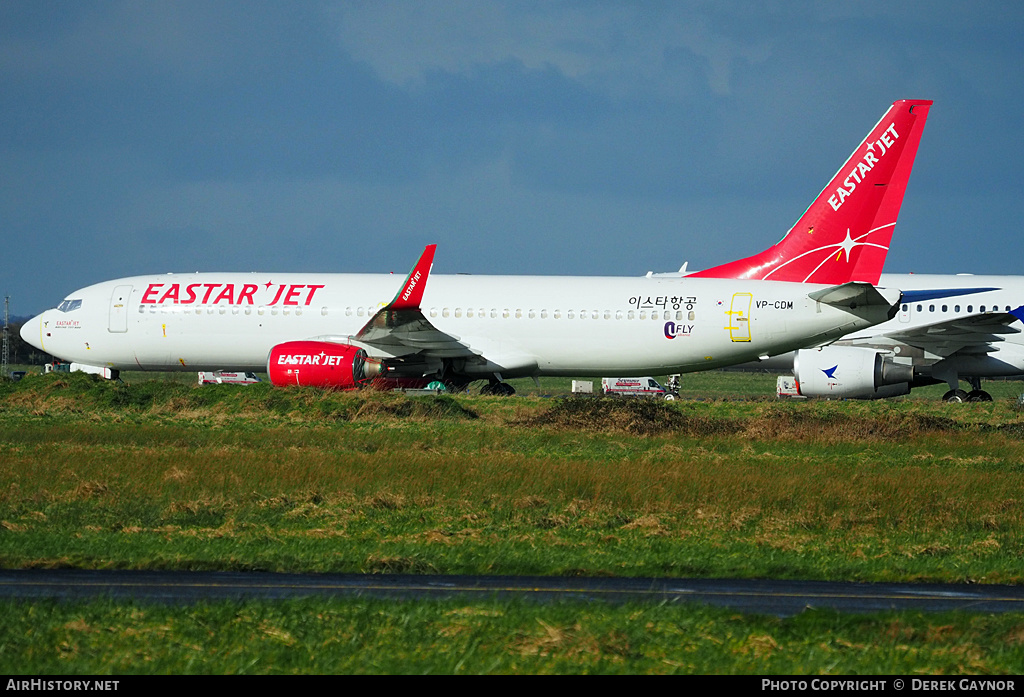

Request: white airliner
left=737, top=274, right=1024, bottom=402
left=21, top=100, right=932, bottom=394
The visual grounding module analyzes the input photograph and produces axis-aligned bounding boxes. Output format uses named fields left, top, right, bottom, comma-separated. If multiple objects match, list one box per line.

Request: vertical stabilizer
left=690, top=99, right=931, bottom=285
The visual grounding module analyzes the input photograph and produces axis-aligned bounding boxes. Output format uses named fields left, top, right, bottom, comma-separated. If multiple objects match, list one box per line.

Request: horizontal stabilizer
left=808, top=282, right=898, bottom=309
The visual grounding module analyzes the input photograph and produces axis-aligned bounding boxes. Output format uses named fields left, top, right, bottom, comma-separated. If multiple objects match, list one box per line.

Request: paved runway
left=3, top=569, right=1024, bottom=616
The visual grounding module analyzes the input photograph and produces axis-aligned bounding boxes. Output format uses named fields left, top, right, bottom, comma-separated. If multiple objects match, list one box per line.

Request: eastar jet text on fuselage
left=140, top=283, right=325, bottom=307
left=21, top=100, right=932, bottom=394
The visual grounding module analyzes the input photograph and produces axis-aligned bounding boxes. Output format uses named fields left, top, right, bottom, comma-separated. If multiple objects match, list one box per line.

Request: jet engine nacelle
left=794, top=346, right=912, bottom=399
left=267, top=341, right=382, bottom=389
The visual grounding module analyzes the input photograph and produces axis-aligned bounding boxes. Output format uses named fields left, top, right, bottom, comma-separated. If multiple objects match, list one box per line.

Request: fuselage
left=22, top=271, right=896, bottom=378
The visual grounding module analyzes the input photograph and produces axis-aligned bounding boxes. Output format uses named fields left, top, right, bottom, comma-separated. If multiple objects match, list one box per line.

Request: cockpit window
left=57, top=299, right=82, bottom=313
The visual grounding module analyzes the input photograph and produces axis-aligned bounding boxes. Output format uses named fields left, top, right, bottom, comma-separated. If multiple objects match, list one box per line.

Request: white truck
left=198, top=371, right=262, bottom=385
left=601, top=377, right=676, bottom=400
left=776, top=376, right=806, bottom=398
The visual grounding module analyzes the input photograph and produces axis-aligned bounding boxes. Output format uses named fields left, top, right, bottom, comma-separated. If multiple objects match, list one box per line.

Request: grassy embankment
left=2, top=371, right=1024, bottom=674
left=2, top=371, right=1023, bottom=580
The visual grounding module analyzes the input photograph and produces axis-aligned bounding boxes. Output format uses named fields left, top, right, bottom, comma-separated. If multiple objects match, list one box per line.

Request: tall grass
left=2, top=372, right=1023, bottom=581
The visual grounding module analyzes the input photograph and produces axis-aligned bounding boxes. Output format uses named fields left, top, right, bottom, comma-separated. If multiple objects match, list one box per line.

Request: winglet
left=388, top=244, right=436, bottom=310
left=690, top=99, right=932, bottom=285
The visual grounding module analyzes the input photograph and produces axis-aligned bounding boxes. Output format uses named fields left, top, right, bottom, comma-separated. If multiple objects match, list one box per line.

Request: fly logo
left=828, top=123, right=899, bottom=212
left=663, top=321, right=693, bottom=339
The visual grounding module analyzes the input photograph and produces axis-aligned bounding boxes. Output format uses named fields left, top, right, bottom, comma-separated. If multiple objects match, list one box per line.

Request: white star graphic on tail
left=838, top=229, right=857, bottom=261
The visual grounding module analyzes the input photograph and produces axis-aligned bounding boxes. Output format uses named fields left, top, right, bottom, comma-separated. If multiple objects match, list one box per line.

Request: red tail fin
left=690, top=99, right=931, bottom=285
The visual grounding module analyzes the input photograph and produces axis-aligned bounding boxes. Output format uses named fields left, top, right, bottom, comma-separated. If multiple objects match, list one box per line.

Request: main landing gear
left=942, top=377, right=992, bottom=403
left=480, top=379, right=516, bottom=396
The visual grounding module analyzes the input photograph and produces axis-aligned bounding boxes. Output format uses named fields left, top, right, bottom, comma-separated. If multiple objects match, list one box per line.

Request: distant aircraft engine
left=267, top=341, right=382, bottom=389
left=794, top=346, right=913, bottom=399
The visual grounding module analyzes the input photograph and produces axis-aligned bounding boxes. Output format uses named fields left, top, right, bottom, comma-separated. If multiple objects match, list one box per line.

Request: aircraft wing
left=355, top=308, right=480, bottom=358
left=876, top=307, right=1024, bottom=358
left=351, top=244, right=481, bottom=360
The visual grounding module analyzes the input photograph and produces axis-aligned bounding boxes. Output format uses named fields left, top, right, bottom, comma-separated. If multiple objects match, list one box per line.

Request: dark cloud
left=2, top=1, right=1023, bottom=314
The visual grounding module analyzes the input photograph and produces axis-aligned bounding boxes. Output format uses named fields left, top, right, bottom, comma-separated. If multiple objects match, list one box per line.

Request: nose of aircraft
left=20, top=313, right=43, bottom=351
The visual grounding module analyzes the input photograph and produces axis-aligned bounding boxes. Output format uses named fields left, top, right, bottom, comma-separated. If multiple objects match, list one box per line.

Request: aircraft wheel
left=663, top=393, right=677, bottom=401
left=942, top=389, right=969, bottom=403
left=967, top=390, right=993, bottom=402
left=481, top=381, right=515, bottom=396
left=495, top=382, right=516, bottom=397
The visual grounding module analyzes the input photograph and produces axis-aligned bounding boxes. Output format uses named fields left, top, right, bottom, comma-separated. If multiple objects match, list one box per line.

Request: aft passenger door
left=726, top=292, right=753, bottom=342
left=108, top=285, right=132, bottom=333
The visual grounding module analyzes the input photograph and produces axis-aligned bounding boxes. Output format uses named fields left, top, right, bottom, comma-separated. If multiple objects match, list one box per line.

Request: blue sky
left=3, top=1, right=1022, bottom=315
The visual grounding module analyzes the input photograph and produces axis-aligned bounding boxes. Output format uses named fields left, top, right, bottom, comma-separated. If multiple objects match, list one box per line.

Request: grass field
left=2, top=370, right=1024, bottom=674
